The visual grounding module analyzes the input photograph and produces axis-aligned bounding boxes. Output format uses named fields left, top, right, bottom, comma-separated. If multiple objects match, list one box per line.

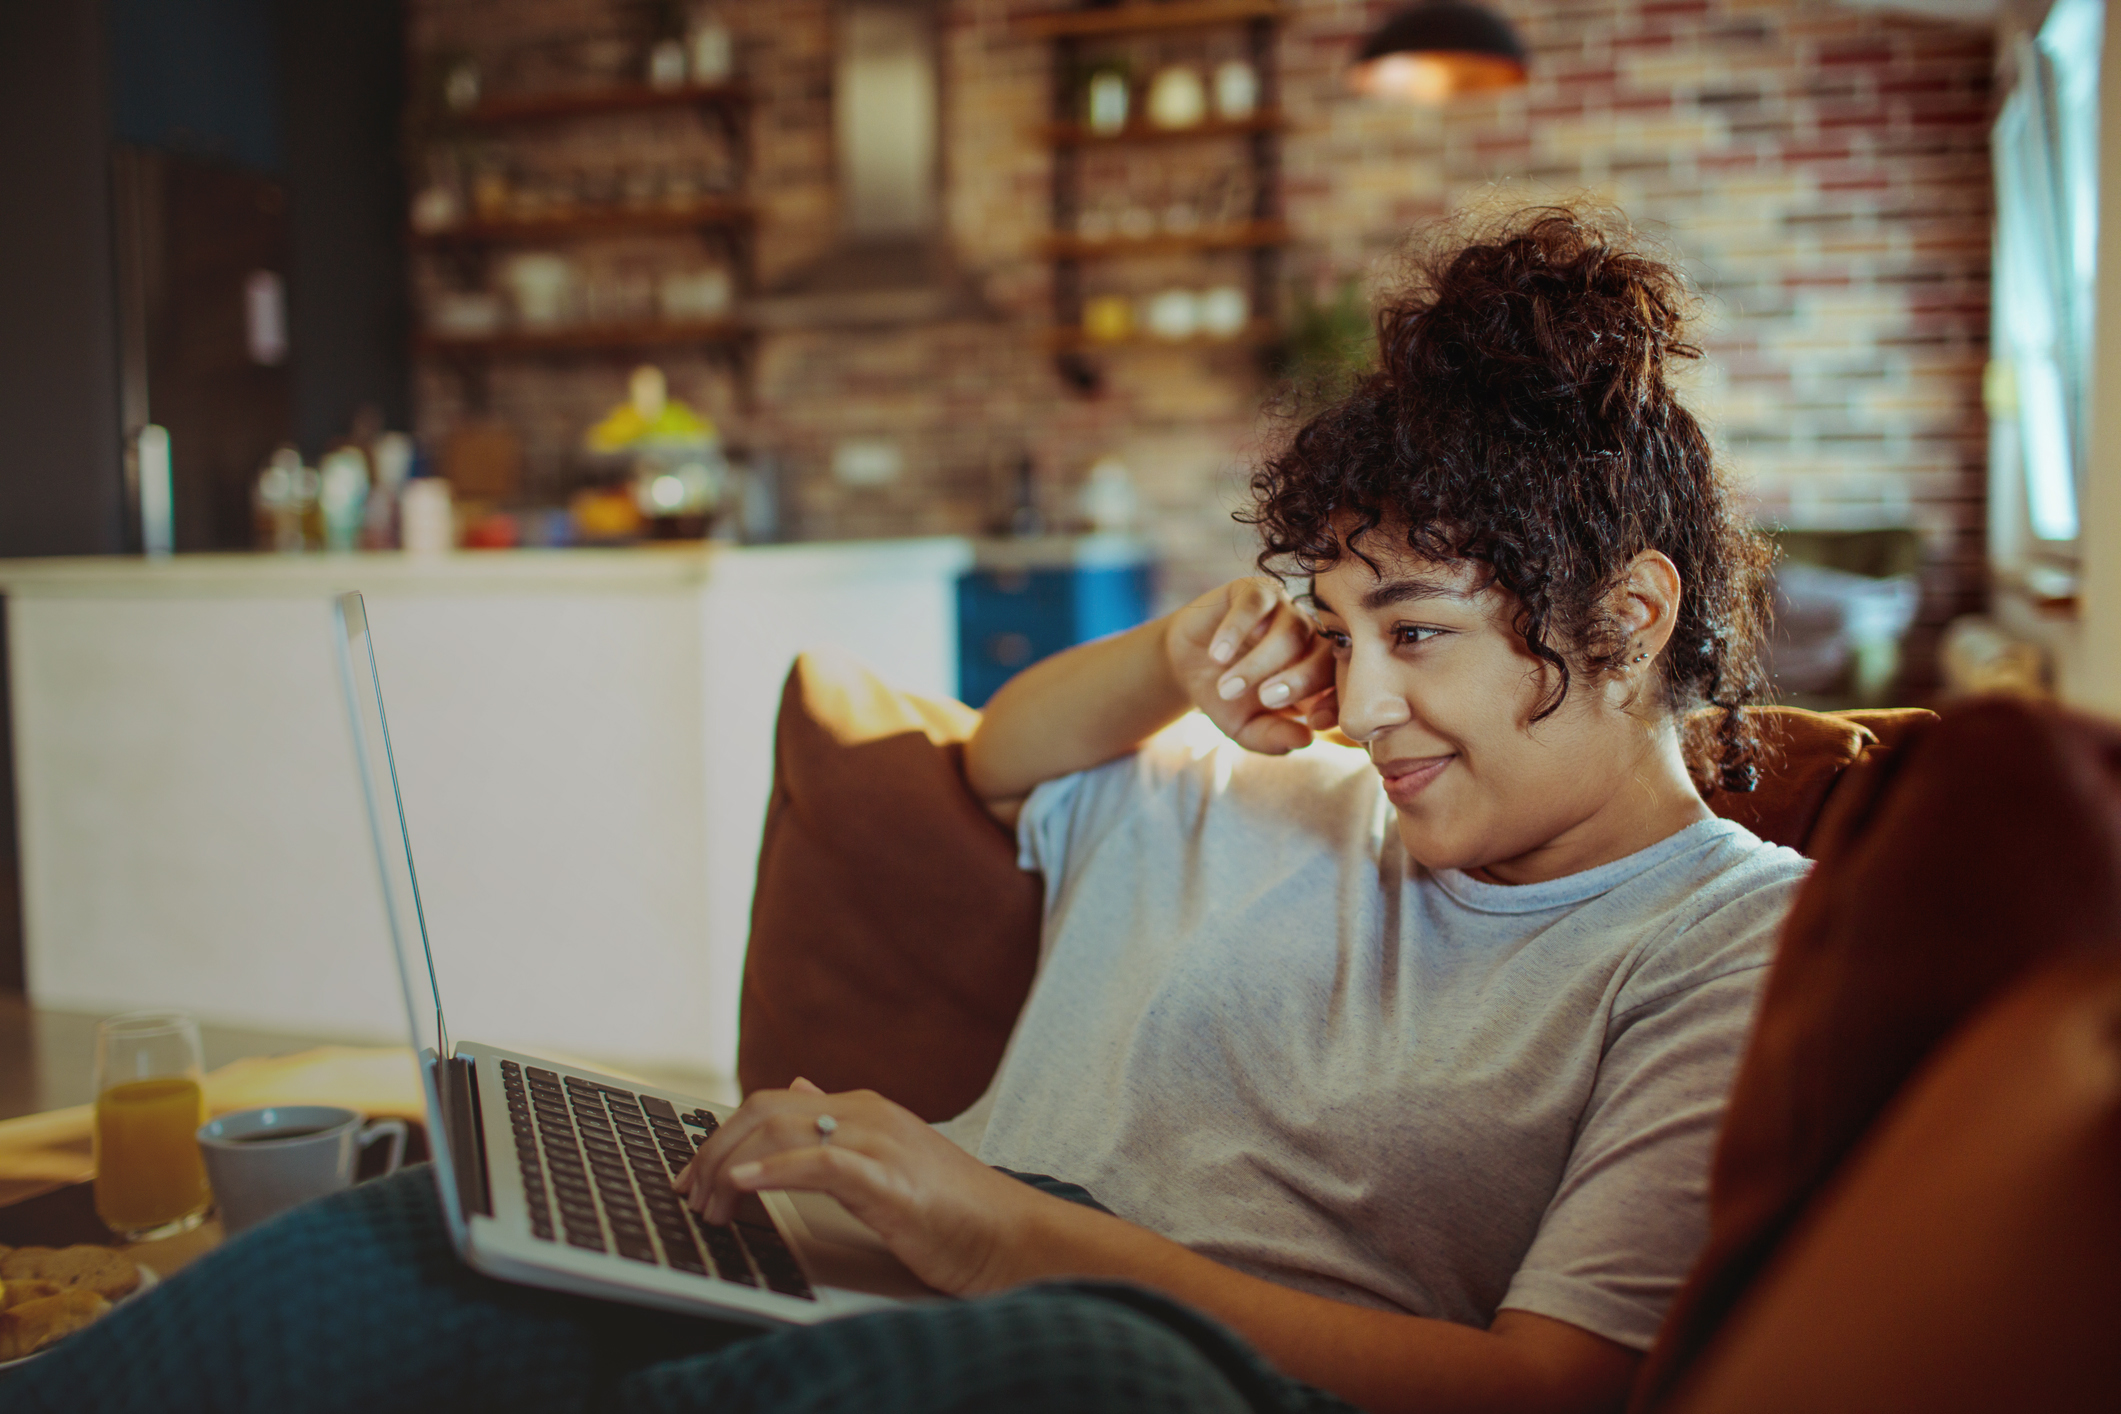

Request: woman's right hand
left=1165, top=578, right=1337, bottom=755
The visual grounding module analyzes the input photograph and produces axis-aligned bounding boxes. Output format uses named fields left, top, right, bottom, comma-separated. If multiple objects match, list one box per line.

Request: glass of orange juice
left=93, top=1012, right=212, bottom=1241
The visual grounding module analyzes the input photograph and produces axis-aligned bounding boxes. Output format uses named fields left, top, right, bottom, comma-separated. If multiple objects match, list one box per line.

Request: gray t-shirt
left=939, top=718, right=1810, bottom=1351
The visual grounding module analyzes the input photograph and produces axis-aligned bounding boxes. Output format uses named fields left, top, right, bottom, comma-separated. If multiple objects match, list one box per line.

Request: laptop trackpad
left=781, top=1191, right=936, bottom=1301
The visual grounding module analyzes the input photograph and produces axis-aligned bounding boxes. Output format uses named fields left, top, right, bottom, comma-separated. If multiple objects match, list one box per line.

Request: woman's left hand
left=671, top=1079, right=1047, bottom=1297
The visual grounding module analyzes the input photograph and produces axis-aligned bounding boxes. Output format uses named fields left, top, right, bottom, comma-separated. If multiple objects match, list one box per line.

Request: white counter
left=1, top=541, right=972, bottom=1083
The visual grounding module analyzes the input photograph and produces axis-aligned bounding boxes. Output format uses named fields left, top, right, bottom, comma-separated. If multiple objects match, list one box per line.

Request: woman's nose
left=1335, top=646, right=1411, bottom=743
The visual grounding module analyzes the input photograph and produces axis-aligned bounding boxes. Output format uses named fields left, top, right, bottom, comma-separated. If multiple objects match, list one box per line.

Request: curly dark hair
left=1243, top=206, right=1774, bottom=794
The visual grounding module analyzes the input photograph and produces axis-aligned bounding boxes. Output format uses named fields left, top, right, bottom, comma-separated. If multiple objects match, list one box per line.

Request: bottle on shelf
left=400, top=475, right=456, bottom=556
left=688, top=11, right=734, bottom=83
left=318, top=447, right=371, bottom=553
left=1214, top=58, right=1259, bottom=119
left=363, top=432, right=414, bottom=550
left=647, top=38, right=688, bottom=91
left=1086, top=67, right=1130, bottom=134
left=254, top=446, right=320, bottom=554
left=1146, top=64, right=1207, bottom=129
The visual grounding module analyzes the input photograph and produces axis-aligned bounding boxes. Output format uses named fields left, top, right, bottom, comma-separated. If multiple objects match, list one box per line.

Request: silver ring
left=815, top=1114, right=839, bottom=1144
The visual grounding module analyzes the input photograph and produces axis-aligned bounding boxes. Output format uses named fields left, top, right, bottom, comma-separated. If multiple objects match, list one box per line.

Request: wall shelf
left=410, top=64, right=760, bottom=406
left=1039, top=220, right=1289, bottom=261
left=412, top=200, right=757, bottom=247
left=417, top=318, right=752, bottom=357
left=454, top=82, right=751, bottom=127
left=1016, top=1, right=1283, bottom=40
left=1034, top=1, right=1286, bottom=393
left=1042, top=111, right=1286, bottom=147
left=1042, top=318, right=1277, bottom=352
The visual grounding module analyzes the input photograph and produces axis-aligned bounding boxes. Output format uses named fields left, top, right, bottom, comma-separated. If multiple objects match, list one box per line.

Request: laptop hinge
left=439, top=1054, right=492, bottom=1219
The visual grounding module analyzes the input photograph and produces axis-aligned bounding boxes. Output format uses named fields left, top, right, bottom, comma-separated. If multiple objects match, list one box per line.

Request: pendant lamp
left=1349, top=1, right=1529, bottom=105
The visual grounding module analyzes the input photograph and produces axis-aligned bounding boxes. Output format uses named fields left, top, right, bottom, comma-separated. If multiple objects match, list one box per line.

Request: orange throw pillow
left=1700, top=705, right=1931, bottom=853
left=737, top=650, right=1041, bottom=1121
left=1633, top=698, right=2121, bottom=1410
left=1659, top=947, right=2121, bottom=1413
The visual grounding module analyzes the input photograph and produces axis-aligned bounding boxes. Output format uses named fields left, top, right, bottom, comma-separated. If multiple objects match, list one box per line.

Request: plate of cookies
left=0, top=1243, right=155, bottom=1366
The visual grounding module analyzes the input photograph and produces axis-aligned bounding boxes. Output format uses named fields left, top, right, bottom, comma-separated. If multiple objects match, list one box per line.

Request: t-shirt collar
left=1424, top=817, right=1743, bottom=914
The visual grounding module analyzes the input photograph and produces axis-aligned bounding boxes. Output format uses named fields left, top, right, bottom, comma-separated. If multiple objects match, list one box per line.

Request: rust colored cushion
left=1632, top=698, right=2121, bottom=1411
left=1660, top=947, right=2121, bottom=1414
left=736, top=650, right=1041, bottom=1121
left=1701, top=705, right=1934, bottom=855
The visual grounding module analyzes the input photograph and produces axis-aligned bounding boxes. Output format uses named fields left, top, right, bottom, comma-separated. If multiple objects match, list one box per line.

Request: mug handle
left=358, top=1118, right=410, bottom=1179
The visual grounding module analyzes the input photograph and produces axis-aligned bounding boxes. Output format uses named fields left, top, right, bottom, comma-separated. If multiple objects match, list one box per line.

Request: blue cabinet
left=957, top=537, right=1156, bottom=707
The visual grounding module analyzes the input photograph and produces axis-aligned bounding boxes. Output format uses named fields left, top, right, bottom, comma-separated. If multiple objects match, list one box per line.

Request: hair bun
left=1380, top=208, right=1700, bottom=430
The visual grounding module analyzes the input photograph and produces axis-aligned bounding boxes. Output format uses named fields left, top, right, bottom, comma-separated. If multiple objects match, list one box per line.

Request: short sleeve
left=1495, top=867, right=1804, bottom=1349
left=1015, top=770, right=1088, bottom=875
left=1498, top=962, right=1767, bottom=1348
left=1014, top=715, right=1236, bottom=897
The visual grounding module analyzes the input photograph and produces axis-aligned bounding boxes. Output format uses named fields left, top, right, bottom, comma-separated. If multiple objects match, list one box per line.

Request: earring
left=1632, top=650, right=1650, bottom=663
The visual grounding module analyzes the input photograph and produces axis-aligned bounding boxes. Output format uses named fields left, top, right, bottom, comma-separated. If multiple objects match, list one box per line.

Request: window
left=1990, top=0, right=2102, bottom=564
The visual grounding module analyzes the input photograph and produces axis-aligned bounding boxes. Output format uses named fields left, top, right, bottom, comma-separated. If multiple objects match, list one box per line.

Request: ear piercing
left=1631, top=649, right=1650, bottom=663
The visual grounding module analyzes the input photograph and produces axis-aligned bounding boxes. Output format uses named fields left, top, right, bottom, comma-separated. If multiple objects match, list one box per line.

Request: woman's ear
left=1613, top=550, right=1683, bottom=663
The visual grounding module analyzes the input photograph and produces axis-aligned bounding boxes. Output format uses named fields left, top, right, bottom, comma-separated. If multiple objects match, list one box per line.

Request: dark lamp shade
left=1349, top=2, right=1529, bottom=104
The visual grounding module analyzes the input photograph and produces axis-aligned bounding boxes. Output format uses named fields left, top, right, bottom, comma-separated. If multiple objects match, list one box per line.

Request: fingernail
left=1210, top=639, right=1234, bottom=664
left=731, top=1162, right=762, bottom=1184
left=1217, top=676, right=1245, bottom=701
left=1259, top=681, right=1292, bottom=707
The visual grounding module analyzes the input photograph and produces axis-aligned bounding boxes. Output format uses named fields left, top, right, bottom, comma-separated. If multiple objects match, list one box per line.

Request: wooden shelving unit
left=455, top=82, right=751, bottom=127
left=1016, top=0, right=1282, bottom=40
left=1041, top=317, right=1277, bottom=352
left=1024, top=3, right=1287, bottom=389
left=1038, top=219, right=1289, bottom=261
left=412, top=199, right=757, bottom=247
left=1041, top=110, right=1287, bottom=147
left=410, top=74, right=759, bottom=401
left=418, top=318, right=750, bottom=357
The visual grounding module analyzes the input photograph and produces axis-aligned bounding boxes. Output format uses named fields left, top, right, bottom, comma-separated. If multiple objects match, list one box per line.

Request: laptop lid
left=331, top=590, right=477, bottom=1243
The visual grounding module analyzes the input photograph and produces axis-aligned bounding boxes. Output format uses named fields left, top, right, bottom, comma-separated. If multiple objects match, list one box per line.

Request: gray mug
left=196, top=1105, right=409, bottom=1235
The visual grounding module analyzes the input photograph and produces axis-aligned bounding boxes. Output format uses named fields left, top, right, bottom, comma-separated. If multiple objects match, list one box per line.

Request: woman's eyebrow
left=1304, top=575, right=1462, bottom=619
left=1361, top=575, right=1462, bottom=611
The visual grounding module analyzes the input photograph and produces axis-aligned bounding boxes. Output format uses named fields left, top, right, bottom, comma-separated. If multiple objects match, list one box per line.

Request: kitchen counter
left=0, top=540, right=967, bottom=595
left=1, top=540, right=972, bottom=1084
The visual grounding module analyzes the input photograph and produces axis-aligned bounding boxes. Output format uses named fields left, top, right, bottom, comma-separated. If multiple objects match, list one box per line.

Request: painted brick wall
left=408, top=0, right=1993, bottom=695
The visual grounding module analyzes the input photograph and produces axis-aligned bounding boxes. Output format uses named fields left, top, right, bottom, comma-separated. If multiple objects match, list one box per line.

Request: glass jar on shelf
left=1085, top=66, right=1130, bottom=135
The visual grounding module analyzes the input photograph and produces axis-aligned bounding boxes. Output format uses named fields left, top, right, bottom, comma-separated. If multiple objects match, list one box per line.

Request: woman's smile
left=1374, top=752, right=1454, bottom=806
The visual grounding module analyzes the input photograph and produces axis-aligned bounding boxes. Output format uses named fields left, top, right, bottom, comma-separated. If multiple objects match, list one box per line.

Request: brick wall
left=408, top=0, right=1993, bottom=694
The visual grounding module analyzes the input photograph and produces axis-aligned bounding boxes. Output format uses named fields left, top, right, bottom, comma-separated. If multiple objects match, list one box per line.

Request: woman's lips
left=1376, top=753, right=1454, bottom=806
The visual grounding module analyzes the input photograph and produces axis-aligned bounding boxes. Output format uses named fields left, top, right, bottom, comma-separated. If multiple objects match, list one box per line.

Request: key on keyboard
left=507, top=1068, right=814, bottom=1296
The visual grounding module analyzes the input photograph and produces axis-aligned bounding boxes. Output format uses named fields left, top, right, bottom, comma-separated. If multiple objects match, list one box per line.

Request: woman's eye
left=1393, top=625, right=1445, bottom=647
left=1317, top=627, right=1352, bottom=653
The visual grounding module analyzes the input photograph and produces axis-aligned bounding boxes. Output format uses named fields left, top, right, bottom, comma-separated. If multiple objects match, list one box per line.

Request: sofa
left=737, top=650, right=2119, bottom=1411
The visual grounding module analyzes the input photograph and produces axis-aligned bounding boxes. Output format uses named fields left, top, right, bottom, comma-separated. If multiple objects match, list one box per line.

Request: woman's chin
left=1394, top=818, right=1488, bottom=876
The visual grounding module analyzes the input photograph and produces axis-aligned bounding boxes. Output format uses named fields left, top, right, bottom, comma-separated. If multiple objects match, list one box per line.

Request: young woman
left=12, top=209, right=1805, bottom=1414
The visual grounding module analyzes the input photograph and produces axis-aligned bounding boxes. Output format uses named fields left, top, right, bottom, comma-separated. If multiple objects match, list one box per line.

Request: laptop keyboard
left=498, top=1058, right=815, bottom=1300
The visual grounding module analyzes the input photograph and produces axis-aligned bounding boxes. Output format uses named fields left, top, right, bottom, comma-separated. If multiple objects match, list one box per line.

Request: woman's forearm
left=962, top=616, right=1190, bottom=812
left=996, top=1199, right=1639, bottom=1414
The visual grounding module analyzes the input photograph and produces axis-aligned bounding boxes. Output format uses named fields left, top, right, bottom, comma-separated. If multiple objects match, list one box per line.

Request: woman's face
left=1306, top=541, right=1695, bottom=884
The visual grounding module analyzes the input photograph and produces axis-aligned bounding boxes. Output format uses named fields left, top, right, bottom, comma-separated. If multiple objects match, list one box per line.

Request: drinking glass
left=93, top=1012, right=213, bottom=1241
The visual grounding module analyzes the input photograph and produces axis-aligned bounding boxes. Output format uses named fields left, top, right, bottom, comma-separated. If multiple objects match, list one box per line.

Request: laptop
left=331, top=590, right=931, bottom=1325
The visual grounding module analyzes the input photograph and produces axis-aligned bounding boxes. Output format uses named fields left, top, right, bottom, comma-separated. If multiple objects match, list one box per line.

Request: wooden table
left=0, top=1046, right=425, bottom=1276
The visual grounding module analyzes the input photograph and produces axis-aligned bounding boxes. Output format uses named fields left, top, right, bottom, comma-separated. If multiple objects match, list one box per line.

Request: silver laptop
left=332, top=590, right=930, bottom=1325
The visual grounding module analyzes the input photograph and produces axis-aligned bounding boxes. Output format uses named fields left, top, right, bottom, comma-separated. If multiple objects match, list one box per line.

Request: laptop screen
left=332, top=591, right=450, bottom=1070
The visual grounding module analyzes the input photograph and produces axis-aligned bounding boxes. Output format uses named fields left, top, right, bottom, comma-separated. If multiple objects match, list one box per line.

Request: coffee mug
left=196, top=1105, right=409, bottom=1235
